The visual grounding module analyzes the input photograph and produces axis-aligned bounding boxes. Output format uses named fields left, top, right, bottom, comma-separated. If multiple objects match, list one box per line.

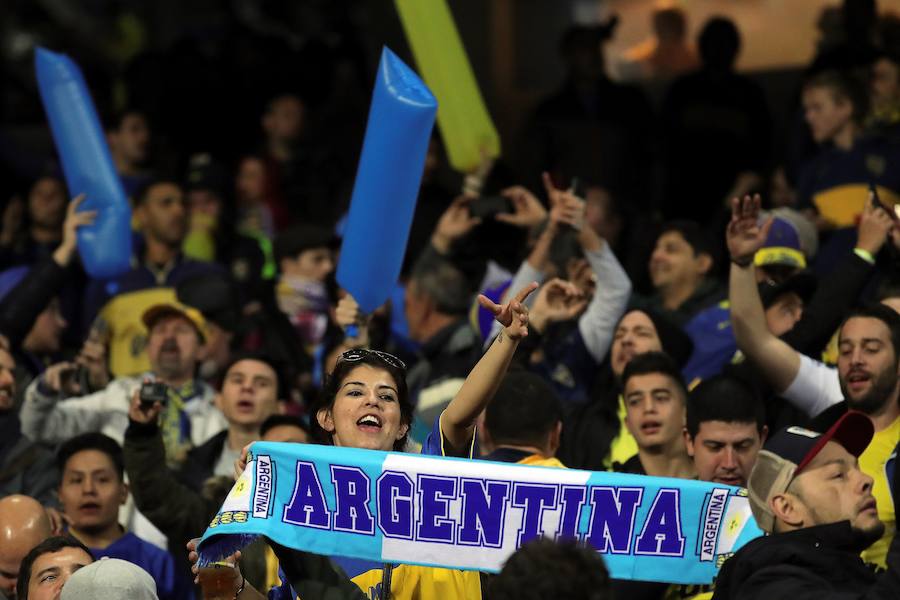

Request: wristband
left=730, top=255, right=754, bottom=268
left=853, top=248, right=876, bottom=264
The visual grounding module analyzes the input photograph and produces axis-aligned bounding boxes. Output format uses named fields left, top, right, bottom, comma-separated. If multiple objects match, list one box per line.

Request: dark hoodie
left=713, top=521, right=900, bottom=599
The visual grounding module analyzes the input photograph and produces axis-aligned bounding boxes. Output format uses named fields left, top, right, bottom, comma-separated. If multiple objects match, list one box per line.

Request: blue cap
left=755, top=217, right=805, bottom=269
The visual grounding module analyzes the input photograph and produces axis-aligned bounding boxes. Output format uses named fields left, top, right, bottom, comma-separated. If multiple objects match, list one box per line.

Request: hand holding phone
left=469, top=195, right=513, bottom=219
left=868, top=183, right=900, bottom=223
left=139, top=381, right=168, bottom=406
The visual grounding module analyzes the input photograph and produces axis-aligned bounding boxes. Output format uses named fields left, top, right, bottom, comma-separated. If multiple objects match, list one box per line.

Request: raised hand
left=75, top=321, right=110, bottom=391
left=478, top=282, right=538, bottom=341
left=234, top=443, right=252, bottom=480
left=495, top=185, right=547, bottom=229
left=45, top=506, right=70, bottom=536
left=462, top=146, right=496, bottom=196
left=726, top=194, right=773, bottom=266
left=128, top=385, right=163, bottom=425
left=530, top=278, right=588, bottom=333
left=41, top=361, right=81, bottom=395
left=856, top=192, right=895, bottom=255
left=53, top=194, right=97, bottom=266
left=431, top=195, right=482, bottom=254
left=543, top=172, right=586, bottom=230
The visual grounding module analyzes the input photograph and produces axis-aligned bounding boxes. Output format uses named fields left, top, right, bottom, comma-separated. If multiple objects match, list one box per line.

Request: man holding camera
left=19, top=302, right=226, bottom=465
left=19, top=302, right=226, bottom=548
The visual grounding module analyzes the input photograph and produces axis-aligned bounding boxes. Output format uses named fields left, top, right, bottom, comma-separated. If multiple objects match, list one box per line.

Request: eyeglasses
left=338, top=348, right=407, bottom=372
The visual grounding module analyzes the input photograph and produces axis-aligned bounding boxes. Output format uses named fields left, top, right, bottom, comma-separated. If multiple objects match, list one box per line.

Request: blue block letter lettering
left=331, top=466, right=375, bottom=535
left=585, top=487, right=642, bottom=554
left=416, top=475, right=457, bottom=543
left=283, top=461, right=330, bottom=529
left=378, top=471, right=414, bottom=539
left=511, top=483, right=557, bottom=546
left=636, top=489, right=685, bottom=556
left=557, top=485, right=587, bottom=541
left=458, top=479, right=510, bottom=548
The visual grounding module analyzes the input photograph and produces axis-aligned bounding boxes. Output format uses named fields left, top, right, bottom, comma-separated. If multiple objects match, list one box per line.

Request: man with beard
left=81, top=180, right=225, bottom=378
left=728, top=194, right=899, bottom=569
left=685, top=375, right=768, bottom=488
left=713, top=411, right=900, bottom=598
left=21, top=302, right=225, bottom=464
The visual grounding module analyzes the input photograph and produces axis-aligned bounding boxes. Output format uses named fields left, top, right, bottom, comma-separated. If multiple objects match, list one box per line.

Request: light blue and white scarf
left=198, top=442, right=763, bottom=584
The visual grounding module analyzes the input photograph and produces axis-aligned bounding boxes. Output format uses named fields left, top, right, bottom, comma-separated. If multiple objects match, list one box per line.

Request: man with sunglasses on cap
left=712, top=411, right=899, bottom=598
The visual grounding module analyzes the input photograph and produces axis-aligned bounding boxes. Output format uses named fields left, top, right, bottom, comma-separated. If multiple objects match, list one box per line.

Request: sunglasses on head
left=338, top=348, right=407, bottom=372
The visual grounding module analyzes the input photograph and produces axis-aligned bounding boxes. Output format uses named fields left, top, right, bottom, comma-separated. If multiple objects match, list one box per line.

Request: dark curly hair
left=312, top=350, right=412, bottom=452
left=489, top=538, right=611, bottom=600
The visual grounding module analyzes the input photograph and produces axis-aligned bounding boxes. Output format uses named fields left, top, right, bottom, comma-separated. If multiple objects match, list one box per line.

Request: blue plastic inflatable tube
left=336, top=47, right=437, bottom=314
left=35, top=47, right=132, bottom=279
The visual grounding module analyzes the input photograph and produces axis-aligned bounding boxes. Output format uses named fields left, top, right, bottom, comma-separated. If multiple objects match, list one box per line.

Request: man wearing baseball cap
left=713, top=411, right=899, bottom=598
left=19, top=301, right=227, bottom=548
left=21, top=301, right=224, bottom=463
left=683, top=213, right=817, bottom=383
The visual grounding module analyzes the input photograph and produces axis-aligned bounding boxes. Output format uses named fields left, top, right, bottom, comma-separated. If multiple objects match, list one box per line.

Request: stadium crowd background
left=0, top=1, right=899, bottom=599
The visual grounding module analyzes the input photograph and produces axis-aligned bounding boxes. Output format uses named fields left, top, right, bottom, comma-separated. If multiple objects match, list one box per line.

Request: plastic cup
left=198, top=562, right=237, bottom=600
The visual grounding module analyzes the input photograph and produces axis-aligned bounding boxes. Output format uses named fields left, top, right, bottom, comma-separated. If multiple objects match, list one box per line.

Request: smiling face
left=317, top=365, right=408, bottom=451
left=58, top=450, right=127, bottom=536
left=648, top=230, right=709, bottom=293
left=837, top=316, right=899, bottom=416
left=623, top=372, right=686, bottom=451
left=611, top=311, right=663, bottom=377
left=218, top=359, right=281, bottom=429
left=25, top=547, right=93, bottom=600
left=779, top=441, right=883, bottom=539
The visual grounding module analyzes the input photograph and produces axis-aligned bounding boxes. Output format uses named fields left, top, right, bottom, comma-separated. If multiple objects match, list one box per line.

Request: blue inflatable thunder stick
left=35, top=47, right=132, bottom=279
left=336, top=47, right=437, bottom=313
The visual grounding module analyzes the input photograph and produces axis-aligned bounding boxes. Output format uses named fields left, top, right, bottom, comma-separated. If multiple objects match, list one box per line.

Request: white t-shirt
left=781, top=354, right=844, bottom=417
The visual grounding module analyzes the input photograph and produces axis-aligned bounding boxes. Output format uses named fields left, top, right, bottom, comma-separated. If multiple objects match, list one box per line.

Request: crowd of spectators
left=1, top=1, right=900, bottom=599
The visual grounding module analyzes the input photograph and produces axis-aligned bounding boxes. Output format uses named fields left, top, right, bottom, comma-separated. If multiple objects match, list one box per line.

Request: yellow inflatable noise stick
left=395, top=0, right=500, bottom=173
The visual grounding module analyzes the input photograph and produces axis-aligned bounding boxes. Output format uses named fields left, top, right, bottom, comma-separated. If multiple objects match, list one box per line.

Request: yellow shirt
left=605, top=395, right=638, bottom=469
left=813, top=183, right=900, bottom=228
left=98, top=287, right=177, bottom=377
left=665, top=586, right=713, bottom=600
left=344, top=564, right=481, bottom=600
left=518, top=455, right=567, bottom=468
left=279, top=553, right=482, bottom=600
left=860, top=414, right=899, bottom=570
